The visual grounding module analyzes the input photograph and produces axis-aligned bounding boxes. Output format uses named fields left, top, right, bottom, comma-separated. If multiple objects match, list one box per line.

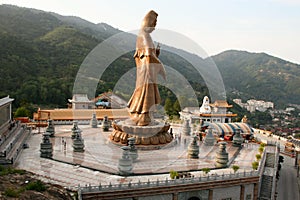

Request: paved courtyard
left=14, top=124, right=259, bottom=188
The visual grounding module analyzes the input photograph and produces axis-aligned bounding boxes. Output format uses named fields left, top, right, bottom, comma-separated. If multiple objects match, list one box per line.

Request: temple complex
left=180, top=96, right=237, bottom=123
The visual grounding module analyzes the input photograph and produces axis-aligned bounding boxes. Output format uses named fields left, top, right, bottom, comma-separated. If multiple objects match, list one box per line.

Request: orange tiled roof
left=33, top=109, right=129, bottom=121
left=209, top=100, right=233, bottom=108
left=200, top=113, right=237, bottom=117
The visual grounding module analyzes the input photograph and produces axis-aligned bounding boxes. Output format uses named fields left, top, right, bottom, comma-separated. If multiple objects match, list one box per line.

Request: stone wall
left=212, top=185, right=241, bottom=200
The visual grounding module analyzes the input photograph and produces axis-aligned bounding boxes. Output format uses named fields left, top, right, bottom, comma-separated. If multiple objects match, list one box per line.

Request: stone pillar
left=240, top=185, right=245, bottom=200
left=40, top=132, right=53, bottom=158
left=233, top=128, right=244, bottom=147
left=46, top=119, right=55, bottom=137
left=172, top=192, right=178, bottom=200
left=102, top=116, right=110, bottom=132
left=208, top=189, right=213, bottom=200
left=188, top=136, right=199, bottom=159
left=72, top=128, right=85, bottom=152
left=118, top=146, right=133, bottom=175
left=215, top=142, right=229, bottom=168
left=128, top=137, right=138, bottom=161
left=90, top=113, right=98, bottom=128
left=182, top=118, right=191, bottom=136
left=204, top=127, right=215, bottom=146
left=253, top=183, right=259, bottom=200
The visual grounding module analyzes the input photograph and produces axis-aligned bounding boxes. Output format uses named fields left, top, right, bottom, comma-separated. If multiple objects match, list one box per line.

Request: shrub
left=26, top=180, right=46, bottom=192
left=202, top=168, right=210, bottom=174
left=169, top=170, right=178, bottom=179
left=252, top=161, right=259, bottom=170
left=256, top=154, right=262, bottom=161
left=232, top=165, right=240, bottom=173
left=258, top=147, right=264, bottom=154
left=260, top=143, right=266, bottom=148
left=4, top=188, right=19, bottom=197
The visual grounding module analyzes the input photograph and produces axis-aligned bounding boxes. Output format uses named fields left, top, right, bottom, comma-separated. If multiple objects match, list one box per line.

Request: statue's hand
left=156, top=47, right=160, bottom=57
left=156, top=43, right=160, bottom=57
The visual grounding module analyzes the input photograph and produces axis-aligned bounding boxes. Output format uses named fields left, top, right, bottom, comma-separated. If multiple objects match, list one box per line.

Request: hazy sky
left=1, top=0, right=300, bottom=64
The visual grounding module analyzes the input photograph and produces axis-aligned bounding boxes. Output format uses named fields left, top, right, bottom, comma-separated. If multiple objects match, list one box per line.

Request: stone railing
left=74, top=170, right=259, bottom=194
left=0, top=125, right=26, bottom=157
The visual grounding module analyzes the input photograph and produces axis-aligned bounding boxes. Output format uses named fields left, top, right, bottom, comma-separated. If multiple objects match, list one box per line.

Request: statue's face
left=143, top=16, right=157, bottom=33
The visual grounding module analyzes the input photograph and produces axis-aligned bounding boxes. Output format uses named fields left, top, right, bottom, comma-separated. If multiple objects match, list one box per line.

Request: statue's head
left=141, top=10, right=158, bottom=33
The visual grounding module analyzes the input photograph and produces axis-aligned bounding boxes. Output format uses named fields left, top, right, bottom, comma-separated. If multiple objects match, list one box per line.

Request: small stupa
left=187, top=136, right=199, bottom=159
left=215, top=142, right=229, bottom=168
left=40, top=132, right=53, bottom=158
left=118, top=146, right=133, bottom=175
left=46, top=119, right=55, bottom=137
left=204, top=127, right=215, bottom=146
left=182, top=118, right=191, bottom=136
left=72, top=128, right=85, bottom=152
left=90, top=113, right=98, bottom=128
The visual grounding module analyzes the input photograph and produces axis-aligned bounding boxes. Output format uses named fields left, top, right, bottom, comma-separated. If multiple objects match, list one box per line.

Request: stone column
left=215, top=142, right=229, bottom=168
left=204, top=127, right=215, bottom=146
left=102, top=116, right=110, bottom=131
left=188, top=136, right=199, bottom=159
left=40, top=132, right=53, bottom=158
left=182, top=118, right=191, bottom=136
left=172, top=192, right=178, bottom=200
left=240, top=185, right=245, bottom=200
left=90, top=113, right=98, bottom=128
left=118, top=146, right=133, bottom=175
left=128, top=137, right=138, bottom=161
left=208, top=189, right=213, bottom=200
left=46, top=119, right=55, bottom=137
left=253, top=183, right=259, bottom=200
left=233, top=128, right=244, bottom=147
left=72, top=128, right=85, bottom=152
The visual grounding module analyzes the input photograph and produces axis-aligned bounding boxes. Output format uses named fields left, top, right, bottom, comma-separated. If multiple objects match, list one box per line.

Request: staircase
left=0, top=122, right=30, bottom=164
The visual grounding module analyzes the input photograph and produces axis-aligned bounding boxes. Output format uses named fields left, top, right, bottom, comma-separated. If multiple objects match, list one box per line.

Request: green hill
left=0, top=4, right=299, bottom=111
left=212, top=50, right=300, bottom=107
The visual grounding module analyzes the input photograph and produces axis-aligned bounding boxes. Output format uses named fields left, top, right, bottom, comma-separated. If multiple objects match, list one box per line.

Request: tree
left=252, top=161, right=259, bottom=170
left=232, top=165, right=240, bottom=173
left=258, top=147, right=264, bottom=154
left=201, top=168, right=210, bottom=175
left=164, top=98, right=173, bottom=116
left=173, top=99, right=181, bottom=116
left=256, top=154, right=262, bottom=161
left=169, top=170, right=178, bottom=179
left=14, top=107, right=30, bottom=118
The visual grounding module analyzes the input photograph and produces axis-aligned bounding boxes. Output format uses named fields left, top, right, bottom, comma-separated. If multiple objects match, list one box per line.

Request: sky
left=1, top=0, right=300, bottom=64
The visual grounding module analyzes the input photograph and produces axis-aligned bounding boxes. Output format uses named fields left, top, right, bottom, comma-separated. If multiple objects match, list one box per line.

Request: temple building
left=68, top=94, right=94, bottom=109
left=180, top=96, right=237, bottom=123
left=92, top=92, right=127, bottom=109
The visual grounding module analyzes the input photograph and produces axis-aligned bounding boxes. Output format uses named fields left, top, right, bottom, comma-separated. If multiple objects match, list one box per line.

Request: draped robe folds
left=127, top=31, right=166, bottom=126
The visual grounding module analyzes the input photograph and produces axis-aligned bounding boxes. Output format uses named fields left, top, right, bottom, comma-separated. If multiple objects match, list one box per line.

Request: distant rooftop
left=0, top=96, right=14, bottom=107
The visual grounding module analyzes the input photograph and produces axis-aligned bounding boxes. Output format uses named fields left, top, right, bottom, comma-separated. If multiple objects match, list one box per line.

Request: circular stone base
left=110, top=120, right=173, bottom=147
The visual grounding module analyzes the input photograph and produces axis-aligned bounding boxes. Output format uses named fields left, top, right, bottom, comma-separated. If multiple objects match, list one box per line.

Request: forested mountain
left=212, top=50, right=300, bottom=107
left=0, top=4, right=299, bottom=111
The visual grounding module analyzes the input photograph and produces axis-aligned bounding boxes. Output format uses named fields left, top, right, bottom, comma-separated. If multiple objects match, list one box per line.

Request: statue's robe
left=127, top=30, right=166, bottom=126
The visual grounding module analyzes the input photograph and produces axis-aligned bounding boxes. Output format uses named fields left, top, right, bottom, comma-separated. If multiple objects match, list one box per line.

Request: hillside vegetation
left=0, top=4, right=299, bottom=112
